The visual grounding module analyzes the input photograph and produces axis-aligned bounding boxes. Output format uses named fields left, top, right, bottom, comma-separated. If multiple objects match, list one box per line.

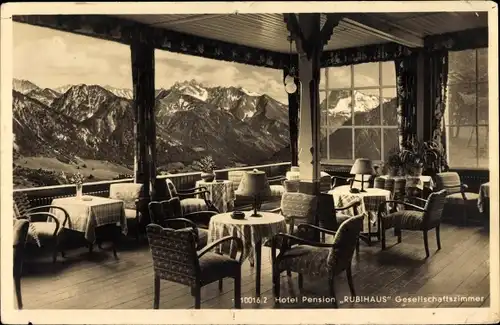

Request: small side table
left=208, top=211, right=286, bottom=296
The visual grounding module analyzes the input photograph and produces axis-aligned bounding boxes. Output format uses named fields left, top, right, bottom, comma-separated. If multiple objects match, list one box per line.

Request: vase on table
left=76, top=183, right=83, bottom=198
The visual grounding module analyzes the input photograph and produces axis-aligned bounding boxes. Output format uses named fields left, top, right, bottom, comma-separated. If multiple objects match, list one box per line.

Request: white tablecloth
left=50, top=196, right=127, bottom=243
left=328, top=186, right=391, bottom=233
left=208, top=211, right=286, bottom=260
left=196, top=180, right=235, bottom=212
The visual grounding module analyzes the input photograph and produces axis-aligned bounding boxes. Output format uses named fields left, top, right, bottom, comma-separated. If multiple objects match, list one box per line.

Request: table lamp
left=235, top=169, right=272, bottom=217
left=350, top=158, right=375, bottom=193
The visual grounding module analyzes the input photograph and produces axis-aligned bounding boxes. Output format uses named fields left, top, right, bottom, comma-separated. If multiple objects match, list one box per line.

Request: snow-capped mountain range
left=12, top=77, right=393, bottom=186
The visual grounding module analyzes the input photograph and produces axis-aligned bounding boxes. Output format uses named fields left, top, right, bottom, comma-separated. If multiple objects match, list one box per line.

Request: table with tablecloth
left=478, top=182, right=490, bottom=214
left=208, top=211, right=286, bottom=295
left=380, top=175, right=435, bottom=190
left=195, top=180, right=235, bottom=212
left=49, top=195, right=127, bottom=243
left=328, top=186, right=391, bottom=243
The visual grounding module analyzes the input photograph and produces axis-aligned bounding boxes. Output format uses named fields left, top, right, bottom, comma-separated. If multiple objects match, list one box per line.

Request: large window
left=319, top=62, right=398, bottom=164
left=445, top=48, right=488, bottom=169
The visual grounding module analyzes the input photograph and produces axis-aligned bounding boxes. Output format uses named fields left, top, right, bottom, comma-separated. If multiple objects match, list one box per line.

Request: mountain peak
left=13, top=78, right=40, bottom=94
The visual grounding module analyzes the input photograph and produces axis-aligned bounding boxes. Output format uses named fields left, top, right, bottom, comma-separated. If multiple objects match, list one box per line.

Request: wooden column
left=283, top=66, right=300, bottom=167
left=131, top=35, right=156, bottom=198
left=285, top=13, right=340, bottom=195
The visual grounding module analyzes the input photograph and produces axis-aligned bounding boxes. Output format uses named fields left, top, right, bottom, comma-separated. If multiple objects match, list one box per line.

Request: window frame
left=320, top=62, right=398, bottom=165
left=444, top=48, right=488, bottom=169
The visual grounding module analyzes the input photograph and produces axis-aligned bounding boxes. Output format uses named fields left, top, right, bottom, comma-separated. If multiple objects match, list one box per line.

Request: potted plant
left=384, top=146, right=403, bottom=177
left=198, top=155, right=217, bottom=182
left=400, top=139, right=425, bottom=176
left=421, top=140, right=448, bottom=177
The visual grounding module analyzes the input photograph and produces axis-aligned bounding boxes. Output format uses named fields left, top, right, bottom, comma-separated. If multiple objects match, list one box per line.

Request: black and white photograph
left=1, top=1, right=498, bottom=324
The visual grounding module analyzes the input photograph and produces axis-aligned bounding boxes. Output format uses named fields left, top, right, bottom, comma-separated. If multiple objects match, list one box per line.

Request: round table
left=195, top=180, right=235, bottom=212
left=328, top=186, right=391, bottom=245
left=208, top=211, right=286, bottom=296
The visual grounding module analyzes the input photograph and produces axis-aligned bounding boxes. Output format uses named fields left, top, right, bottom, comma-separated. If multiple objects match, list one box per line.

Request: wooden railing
left=13, top=161, right=489, bottom=208
left=14, top=162, right=292, bottom=208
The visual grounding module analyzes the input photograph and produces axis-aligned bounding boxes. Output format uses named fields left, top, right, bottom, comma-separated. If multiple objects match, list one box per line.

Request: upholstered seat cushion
left=381, top=210, right=426, bottom=230
left=199, top=251, right=240, bottom=285
left=124, top=208, right=136, bottom=220
left=109, top=183, right=144, bottom=210
left=446, top=192, right=479, bottom=204
left=180, top=198, right=208, bottom=216
left=278, top=245, right=331, bottom=277
left=27, top=222, right=58, bottom=243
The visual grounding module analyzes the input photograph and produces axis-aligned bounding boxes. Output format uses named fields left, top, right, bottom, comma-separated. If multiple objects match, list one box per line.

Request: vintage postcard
left=1, top=1, right=498, bottom=324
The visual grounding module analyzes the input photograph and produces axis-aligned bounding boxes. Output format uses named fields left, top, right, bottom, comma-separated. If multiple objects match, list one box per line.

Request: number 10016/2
left=240, top=297, right=268, bottom=304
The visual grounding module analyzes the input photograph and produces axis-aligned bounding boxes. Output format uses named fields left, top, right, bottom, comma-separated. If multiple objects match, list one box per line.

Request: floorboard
left=19, top=223, right=490, bottom=309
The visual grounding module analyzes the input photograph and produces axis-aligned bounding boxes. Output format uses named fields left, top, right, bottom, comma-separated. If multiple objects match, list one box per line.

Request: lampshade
left=350, top=158, right=375, bottom=175
left=235, top=169, right=272, bottom=197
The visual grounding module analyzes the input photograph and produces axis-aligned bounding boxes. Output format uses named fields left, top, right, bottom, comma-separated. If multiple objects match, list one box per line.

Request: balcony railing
left=14, top=162, right=293, bottom=208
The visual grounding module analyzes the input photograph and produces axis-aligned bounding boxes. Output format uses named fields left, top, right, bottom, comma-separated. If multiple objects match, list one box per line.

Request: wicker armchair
left=13, top=192, right=69, bottom=263
left=271, top=215, right=364, bottom=308
left=378, top=189, right=447, bottom=258
left=146, top=224, right=243, bottom=309
left=435, top=172, right=479, bottom=225
left=13, top=218, right=30, bottom=309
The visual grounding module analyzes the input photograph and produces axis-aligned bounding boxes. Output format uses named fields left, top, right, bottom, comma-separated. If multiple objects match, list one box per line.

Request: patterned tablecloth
left=478, top=182, right=490, bottom=213
left=49, top=196, right=127, bottom=243
left=328, top=186, right=391, bottom=233
left=208, top=211, right=286, bottom=261
left=196, top=180, right=235, bottom=213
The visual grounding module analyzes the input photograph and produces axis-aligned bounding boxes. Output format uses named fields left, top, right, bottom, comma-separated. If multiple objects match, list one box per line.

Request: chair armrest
left=178, top=186, right=207, bottom=193
left=406, top=196, right=428, bottom=207
left=271, top=232, right=333, bottom=249
left=332, top=176, right=353, bottom=188
left=183, top=210, right=218, bottom=226
left=268, top=175, right=286, bottom=184
left=379, top=200, right=425, bottom=212
left=262, top=207, right=281, bottom=214
left=28, top=212, right=61, bottom=236
left=178, top=189, right=210, bottom=198
left=198, top=235, right=244, bottom=263
left=297, top=224, right=337, bottom=236
left=334, top=199, right=361, bottom=212
left=26, top=205, right=69, bottom=227
left=461, top=183, right=468, bottom=191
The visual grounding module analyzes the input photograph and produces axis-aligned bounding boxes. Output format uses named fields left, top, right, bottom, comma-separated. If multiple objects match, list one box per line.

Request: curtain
left=429, top=50, right=450, bottom=172
left=395, top=54, right=419, bottom=150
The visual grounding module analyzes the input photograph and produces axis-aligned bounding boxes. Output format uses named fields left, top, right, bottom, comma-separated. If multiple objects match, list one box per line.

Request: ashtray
left=81, top=196, right=93, bottom=201
left=231, top=211, right=245, bottom=220
left=216, top=179, right=224, bottom=182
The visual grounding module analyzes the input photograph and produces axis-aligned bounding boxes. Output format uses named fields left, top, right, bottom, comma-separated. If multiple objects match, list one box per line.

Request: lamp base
left=359, top=189, right=367, bottom=192
left=250, top=213, right=263, bottom=218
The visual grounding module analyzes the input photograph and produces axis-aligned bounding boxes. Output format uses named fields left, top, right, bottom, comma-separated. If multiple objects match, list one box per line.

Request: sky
left=12, top=22, right=396, bottom=104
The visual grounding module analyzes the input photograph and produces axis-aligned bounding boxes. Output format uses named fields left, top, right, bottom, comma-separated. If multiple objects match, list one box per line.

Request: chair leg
left=436, top=225, right=441, bottom=250
left=14, top=276, right=22, bottom=309
left=286, top=270, right=292, bottom=277
left=423, top=230, right=430, bottom=258
left=193, top=286, right=201, bottom=309
left=346, top=266, right=356, bottom=297
left=328, top=276, right=338, bottom=308
left=381, top=228, right=386, bottom=250
left=396, top=228, right=402, bottom=243
left=153, top=275, right=160, bottom=309
left=321, top=232, right=326, bottom=243
left=298, top=274, right=303, bottom=290
left=355, top=237, right=360, bottom=254
left=272, top=267, right=280, bottom=302
left=234, top=272, right=241, bottom=309
left=218, top=279, right=223, bottom=292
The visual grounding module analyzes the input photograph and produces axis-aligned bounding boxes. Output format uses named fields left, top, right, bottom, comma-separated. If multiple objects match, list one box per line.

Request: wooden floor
left=20, top=222, right=490, bottom=309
